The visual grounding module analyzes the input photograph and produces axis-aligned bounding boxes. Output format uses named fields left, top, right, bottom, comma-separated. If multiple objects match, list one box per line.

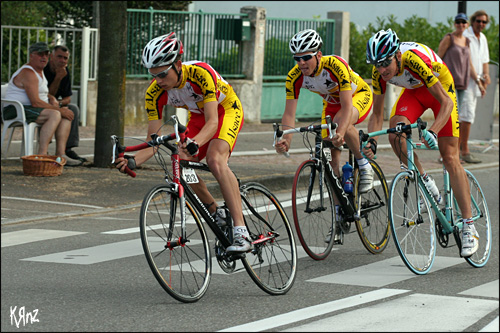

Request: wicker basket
left=21, top=155, right=66, bottom=177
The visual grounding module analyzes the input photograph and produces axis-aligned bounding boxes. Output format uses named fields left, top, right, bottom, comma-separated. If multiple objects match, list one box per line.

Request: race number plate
left=182, top=168, right=199, bottom=184
left=323, top=148, right=332, bottom=162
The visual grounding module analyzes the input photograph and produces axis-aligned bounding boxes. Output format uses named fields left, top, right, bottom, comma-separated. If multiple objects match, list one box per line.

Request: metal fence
left=127, top=8, right=248, bottom=79
left=264, top=18, right=335, bottom=80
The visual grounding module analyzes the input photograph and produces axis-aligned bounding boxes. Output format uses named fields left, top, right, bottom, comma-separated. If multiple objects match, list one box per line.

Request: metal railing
left=127, top=8, right=248, bottom=79
left=264, top=18, right=335, bottom=80
left=1, top=25, right=98, bottom=87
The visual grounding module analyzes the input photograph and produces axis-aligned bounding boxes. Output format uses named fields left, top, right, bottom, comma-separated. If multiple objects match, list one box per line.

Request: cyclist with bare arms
left=366, top=29, right=478, bottom=256
left=115, top=32, right=250, bottom=254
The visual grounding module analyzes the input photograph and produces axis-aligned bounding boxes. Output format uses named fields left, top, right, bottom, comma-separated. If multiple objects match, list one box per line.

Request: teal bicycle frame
left=359, top=118, right=491, bottom=274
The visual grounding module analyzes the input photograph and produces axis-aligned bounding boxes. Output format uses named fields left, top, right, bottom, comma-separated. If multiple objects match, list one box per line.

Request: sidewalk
left=1, top=118, right=498, bottom=224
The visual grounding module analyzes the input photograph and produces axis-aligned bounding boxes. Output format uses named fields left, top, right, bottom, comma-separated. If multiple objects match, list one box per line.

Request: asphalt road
left=1, top=167, right=498, bottom=332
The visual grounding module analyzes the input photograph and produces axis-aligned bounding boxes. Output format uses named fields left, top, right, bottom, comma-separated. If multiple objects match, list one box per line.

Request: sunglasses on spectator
left=375, top=56, right=394, bottom=68
left=149, top=65, right=172, bottom=79
left=293, top=52, right=317, bottom=62
left=475, top=19, right=488, bottom=24
left=455, top=20, right=467, bottom=24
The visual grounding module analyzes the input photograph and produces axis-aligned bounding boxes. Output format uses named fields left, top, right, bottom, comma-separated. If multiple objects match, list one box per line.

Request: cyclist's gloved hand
left=362, top=138, right=377, bottom=159
left=423, top=130, right=438, bottom=149
left=186, top=138, right=199, bottom=157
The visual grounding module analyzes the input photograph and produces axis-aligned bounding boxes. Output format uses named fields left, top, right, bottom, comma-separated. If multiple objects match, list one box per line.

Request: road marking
left=307, top=256, right=464, bottom=287
left=2, top=229, right=86, bottom=247
left=480, top=317, right=499, bottom=332
left=218, top=288, right=410, bottom=332
left=20, top=240, right=315, bottom=267
left=2, top=196, right=103, bottom=209
left=279, top=293, right=499, bottom=332
left=459, top=280, right=499, bottom=299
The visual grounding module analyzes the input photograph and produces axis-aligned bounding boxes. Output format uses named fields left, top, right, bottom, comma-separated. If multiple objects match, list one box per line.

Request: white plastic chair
left=1, top=83, right=42, bottom=159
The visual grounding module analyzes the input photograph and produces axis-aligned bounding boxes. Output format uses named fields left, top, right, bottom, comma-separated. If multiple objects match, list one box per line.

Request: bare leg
left=388, top=115, right=425, bottom=175
left=459, top=121, right=471, bottom=155
left=439, top=136, right=472, bottom=218
left=35, top=109, right=61, bottom=155
left=205, top=139, right=244, bottom=227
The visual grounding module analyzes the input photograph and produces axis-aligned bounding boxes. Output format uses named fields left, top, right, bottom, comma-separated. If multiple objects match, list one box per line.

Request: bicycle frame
left=273, top=117, right=357, bottom=221
left=360, top=119, right=483, bottom=235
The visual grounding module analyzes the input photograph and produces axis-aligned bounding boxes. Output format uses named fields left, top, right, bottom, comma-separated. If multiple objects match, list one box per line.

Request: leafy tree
left=349, top=14, right=499, bottom=80
left=1, top=1, right=191, bottom=28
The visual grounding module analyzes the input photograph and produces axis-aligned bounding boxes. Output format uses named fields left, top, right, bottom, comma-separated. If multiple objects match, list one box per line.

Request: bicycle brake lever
left=111, top=135, right=118, bottom=163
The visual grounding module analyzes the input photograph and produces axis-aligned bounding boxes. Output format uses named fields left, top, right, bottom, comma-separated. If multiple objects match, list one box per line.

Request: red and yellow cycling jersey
left=144, top=60, right=244, bottom=159
left=286, top=55, right=373, bottom=127
left=145, top=60, right=239, bottom=120
left=286, top=55, right=369, bottom=105
left=372, top=42, right=453, bottom=95
left=371, top=42, right=458, bottom=138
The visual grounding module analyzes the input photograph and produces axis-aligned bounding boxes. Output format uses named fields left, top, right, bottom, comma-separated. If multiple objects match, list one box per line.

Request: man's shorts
left=2, top=104, right=44, bottom=123
left=460, top=87, right=477, bottom=124
left=321, top=87, right=373, bottom=139
left=186, top=98, right=244, bottom=161
left=390, top=86, right=459, bottom=138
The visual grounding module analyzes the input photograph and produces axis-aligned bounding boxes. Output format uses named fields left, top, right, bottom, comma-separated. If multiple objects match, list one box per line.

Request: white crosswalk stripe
left=6, top=227, right=498, bottom=332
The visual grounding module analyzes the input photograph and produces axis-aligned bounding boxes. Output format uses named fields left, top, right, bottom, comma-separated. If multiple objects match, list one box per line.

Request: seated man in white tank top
left=3, top=42, right=79, bottom=165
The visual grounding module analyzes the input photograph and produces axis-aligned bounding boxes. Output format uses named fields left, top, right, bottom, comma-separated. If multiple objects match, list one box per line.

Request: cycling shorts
left=186, top=98, right=244, bottom=161
left=321, top=87, right=373, bottom=138
left=390, top=87, right=459, bottom=138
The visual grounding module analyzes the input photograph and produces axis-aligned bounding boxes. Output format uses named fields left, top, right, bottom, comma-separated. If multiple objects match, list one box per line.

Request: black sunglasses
left=293, top=52, right=317, bottom=62
left=375, top=56, right=394, bottom=68
left=455, top=20, right=467, bottom=24
left=475, top=19, right=488, bottom=24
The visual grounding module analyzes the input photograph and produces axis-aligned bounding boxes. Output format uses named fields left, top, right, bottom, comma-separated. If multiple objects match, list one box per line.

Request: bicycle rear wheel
left=292, top=160, right=335, bottom=260
left=354, top=160, right=390, bottom=254
left=451, top=170, right=491, bottom=268
left=140, top=184, right=211, bottom=303
left=240, top=182, right=297, bottom=295
left=389, top=172, right=436, bottom=275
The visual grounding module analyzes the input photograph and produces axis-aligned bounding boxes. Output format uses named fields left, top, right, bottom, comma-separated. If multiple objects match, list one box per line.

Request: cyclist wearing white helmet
left=275, top=29, right=374, bottom=243
left=276, top=29, right=374, bottom=192
left=115, top=32, right=251, bottom=254
left=366, top=29, right=477, bottom=257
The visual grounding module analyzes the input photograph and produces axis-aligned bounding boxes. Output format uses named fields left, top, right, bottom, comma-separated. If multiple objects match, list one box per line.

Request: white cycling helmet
left=142, top=32, right=184, bottom=69
left=289, top=29, right=323, bottom=54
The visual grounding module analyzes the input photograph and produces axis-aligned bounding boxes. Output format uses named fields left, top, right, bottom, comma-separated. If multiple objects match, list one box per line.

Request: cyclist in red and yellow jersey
left=275, top=29, right=374, bottom=243
left=275, top=29, right=374, bottom=193
left=366, top=29, right=477, bottom=257
left=115, top=33, right=250, bottom=254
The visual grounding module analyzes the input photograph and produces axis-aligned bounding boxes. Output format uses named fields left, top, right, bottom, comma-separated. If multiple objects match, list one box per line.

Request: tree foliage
left=350, top=14, right=499, bottom=80
left=1, top=1, right=191, bottom=28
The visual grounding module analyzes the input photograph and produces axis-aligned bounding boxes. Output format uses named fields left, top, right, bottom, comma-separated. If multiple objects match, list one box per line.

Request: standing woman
left=437, top=13, right=485, bottom=163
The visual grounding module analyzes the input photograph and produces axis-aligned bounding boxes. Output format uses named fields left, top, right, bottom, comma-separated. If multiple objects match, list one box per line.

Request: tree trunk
left=93, top=1, right=127, bottom=167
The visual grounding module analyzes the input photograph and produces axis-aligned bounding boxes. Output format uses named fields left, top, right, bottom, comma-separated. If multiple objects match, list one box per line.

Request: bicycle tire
left=389, top=171, right=436, bottom=275
left=450, top=170, right=491, bottom=268
left=292, top=160, right=335, bottom=260
left=354, top=160, right=390, bottom=254
left=240, top=182, right=297, bottom=295
left=139, top=184, right=211, bottom=303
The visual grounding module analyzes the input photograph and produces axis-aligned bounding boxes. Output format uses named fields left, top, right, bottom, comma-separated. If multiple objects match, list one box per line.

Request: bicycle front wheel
left=451, top=170, right=491, bottom=268
left=354, top=160, right=390, bottom=254
left=389, top=172, right=436, bottom=275
left=140, top=184, right=211, bottom=303
left=292, top=160, right=335, bottom=260
left=240, top=182, right=297, bottom=295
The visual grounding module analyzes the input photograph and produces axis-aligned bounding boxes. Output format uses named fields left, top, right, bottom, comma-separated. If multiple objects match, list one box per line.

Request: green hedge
left=349, top=14, right=499, bottom=80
